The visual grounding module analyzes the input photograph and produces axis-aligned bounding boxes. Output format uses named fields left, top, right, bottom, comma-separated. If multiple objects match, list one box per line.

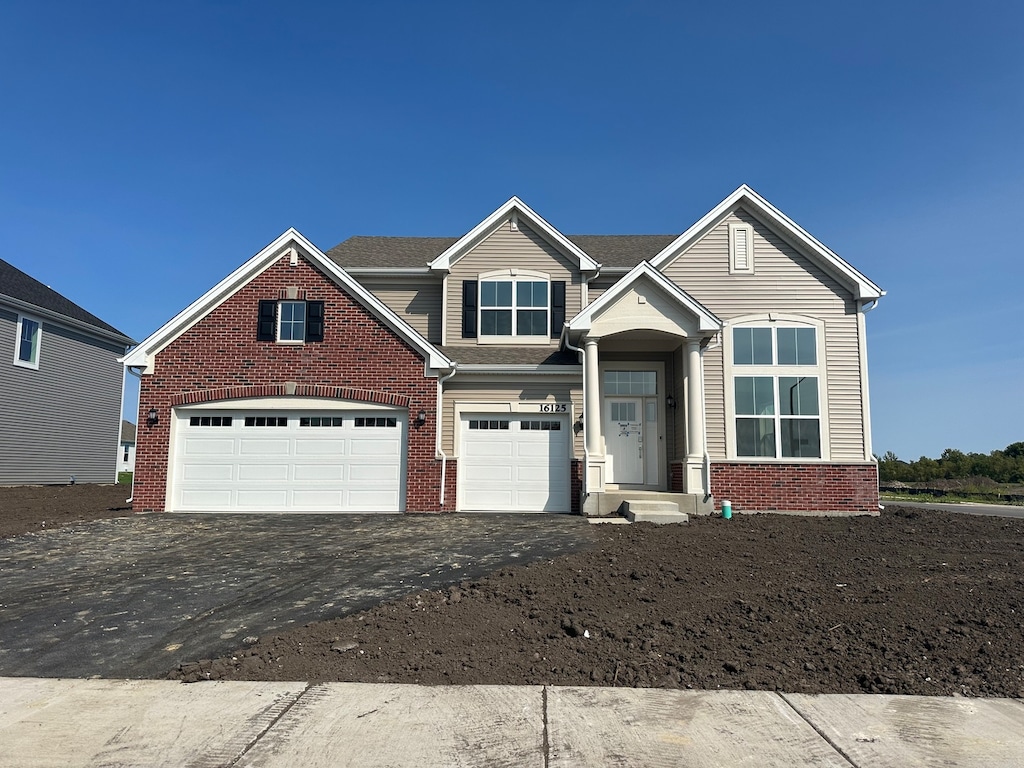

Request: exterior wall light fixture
left=147, top=407, right=159, bottom=427
left=415, top=409, right=427, bottom=427
left=666, top=395, right=677, bottom=409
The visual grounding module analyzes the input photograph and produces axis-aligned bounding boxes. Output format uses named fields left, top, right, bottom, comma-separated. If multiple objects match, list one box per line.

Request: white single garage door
left=171, top=408, right=405, bottom=512
left=459, top=414, right=570, bottom=512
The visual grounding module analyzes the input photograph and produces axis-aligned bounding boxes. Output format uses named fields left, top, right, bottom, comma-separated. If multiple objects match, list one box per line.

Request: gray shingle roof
left=0, top=258, right=131, bottom=339
left=439, top=346, right=579, bottom=366
left=325, top=234, right=677, bottom=270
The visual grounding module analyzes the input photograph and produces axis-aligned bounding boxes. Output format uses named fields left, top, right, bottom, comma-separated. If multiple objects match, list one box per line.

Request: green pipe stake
left=722, top=499, right=732, bottom=520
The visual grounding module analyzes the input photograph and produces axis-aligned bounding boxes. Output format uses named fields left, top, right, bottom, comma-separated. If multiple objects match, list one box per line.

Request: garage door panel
left=293, top=464, right=346, bottom=481
left=464, top=441, right=514, bottom=458
left=463, top=489, right=514, bottom=508
left=239, top=439, right=291, bottom=456
left=239, top=464, right=289, bottom=481
left=172, top=408, right=405, bottom=513
left=183, top=438, right=236, bottom=456
left=294, top=439, right=347, bottom=456
left=350, top=438, right=401, bottom=456
left=466, top=465, right=515, bottom=483
left=181, top=489, right=233, bottom=508
left=349, top=464, right=400, bottom=482
left=182, top=464, right=234, bottom=481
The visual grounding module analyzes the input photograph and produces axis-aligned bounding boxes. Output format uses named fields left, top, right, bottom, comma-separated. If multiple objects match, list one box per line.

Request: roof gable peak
left=428, top=197, right=600, bottom=273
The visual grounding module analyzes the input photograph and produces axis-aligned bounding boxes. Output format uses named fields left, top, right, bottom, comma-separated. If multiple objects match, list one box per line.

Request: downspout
left=124, top=364, right=145, bottom=504
left=701, top=333, right=722, bottom=503
left=436, top=364, right=458, bottom=508
left=561, top=326, right=587, bottom=503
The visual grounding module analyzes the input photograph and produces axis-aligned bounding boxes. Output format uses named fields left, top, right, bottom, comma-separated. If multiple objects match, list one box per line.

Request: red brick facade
left=134, top=253, right=446, bottom=513
left=710, top=462, right=879, bottom=515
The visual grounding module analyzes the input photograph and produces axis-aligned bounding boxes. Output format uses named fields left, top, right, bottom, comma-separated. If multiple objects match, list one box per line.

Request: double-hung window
left=257, top=300, right=325, bottom=344
left=14, top=315, right=41, bottom=369
left=732, top=324, right=822, bottom=459
left=479, top=276, right=549, bottom=339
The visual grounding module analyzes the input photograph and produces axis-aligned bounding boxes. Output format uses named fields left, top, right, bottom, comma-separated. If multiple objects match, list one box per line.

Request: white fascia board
left=650, top=185, right=884, bottom=301
left=428, top=196, right=601, bottom=273
left=568, top=261, right=721, bottom=334
left=456, top=365, right=581, bottom=375
left=122, top=228, right=452, bottom=373
left=1, top=294, right=135, bottom=347
left=342, top=267, right=432, bottom=278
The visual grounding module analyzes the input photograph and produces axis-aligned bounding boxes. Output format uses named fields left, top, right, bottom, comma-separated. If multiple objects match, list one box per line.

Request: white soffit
left=650, top=184, right=885, bottom=301
left=428, top=196, right=601, bottom=273
left=122, top=228, right=452, bottom=372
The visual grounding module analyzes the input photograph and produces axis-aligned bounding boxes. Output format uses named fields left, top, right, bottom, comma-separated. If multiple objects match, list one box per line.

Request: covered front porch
left=564, top=263, right=722, bottom=516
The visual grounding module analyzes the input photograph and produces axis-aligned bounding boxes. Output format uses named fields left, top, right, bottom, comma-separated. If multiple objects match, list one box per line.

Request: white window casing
left=723, top=314, right=830, bottom=461
left=13, top=314, right=42, bottom=369
left=477, top=268, right=551, bottom=345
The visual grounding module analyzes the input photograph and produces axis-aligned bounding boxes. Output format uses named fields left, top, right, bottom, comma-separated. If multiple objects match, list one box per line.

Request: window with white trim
left=277, top=301, right=306, bottom=342
left=14, top=315, right=41, bottom=369
left=479, top=277, right=549, bottom=338
left=732, top=325, right=821, bottom=458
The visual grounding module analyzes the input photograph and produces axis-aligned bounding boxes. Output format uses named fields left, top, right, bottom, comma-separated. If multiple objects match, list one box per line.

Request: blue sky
left=2, top=1, right=1021, bottom=461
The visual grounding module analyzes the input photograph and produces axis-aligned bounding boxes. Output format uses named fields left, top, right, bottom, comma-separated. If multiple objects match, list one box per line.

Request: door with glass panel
left=603, top=370, right=660, bottom=487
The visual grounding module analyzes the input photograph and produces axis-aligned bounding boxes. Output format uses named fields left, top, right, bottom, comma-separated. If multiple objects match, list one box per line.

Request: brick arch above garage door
left=171, top=384, right=411, bottom=408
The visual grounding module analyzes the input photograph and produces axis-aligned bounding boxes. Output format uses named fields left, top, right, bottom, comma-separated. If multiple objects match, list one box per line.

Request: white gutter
left=436, top=365, right=458, bottom=507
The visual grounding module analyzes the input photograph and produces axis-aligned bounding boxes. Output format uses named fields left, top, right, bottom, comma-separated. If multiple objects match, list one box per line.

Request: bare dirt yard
left=0, top=484, right=131, bottom=538
left=3, top=485, right=1022, bottom=697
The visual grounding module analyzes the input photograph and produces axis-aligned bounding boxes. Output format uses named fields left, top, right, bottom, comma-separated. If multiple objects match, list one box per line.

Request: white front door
left=604, top=398, right=643, bottom=485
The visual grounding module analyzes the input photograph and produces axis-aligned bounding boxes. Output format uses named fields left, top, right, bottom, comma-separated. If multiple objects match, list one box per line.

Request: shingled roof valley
left=325, top=234, right=678, bottom=270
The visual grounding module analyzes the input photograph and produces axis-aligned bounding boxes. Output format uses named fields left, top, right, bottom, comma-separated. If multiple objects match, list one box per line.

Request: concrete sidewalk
left=2, top=678, right=1023, bottom=767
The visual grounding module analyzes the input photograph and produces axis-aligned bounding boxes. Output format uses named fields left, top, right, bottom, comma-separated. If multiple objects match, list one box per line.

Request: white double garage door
left=170, top=403, right=570, bottom=513
left=171, top=403, right=406, bottom=512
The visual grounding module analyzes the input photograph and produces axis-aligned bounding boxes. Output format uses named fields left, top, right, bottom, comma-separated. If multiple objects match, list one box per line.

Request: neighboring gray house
left=1, top=258, right=135, bottom=485
left=118, top=420, right=136, bottom=474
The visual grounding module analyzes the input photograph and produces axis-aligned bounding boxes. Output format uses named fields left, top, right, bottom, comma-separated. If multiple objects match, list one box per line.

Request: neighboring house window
left=463, top=272, right=565, bottom=341
left=14, top=315, right=41, bottom=369
left=122, top=445, right=130, bottom=461
left=256, top=300, right=325, bottom=343
left=729, top=222, right=755, bottom=275
left=732, top=325, right=821, bottom=458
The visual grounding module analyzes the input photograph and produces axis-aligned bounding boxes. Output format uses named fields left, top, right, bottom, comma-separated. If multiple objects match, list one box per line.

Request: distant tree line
left=878, top=443, right=1024, bottom=484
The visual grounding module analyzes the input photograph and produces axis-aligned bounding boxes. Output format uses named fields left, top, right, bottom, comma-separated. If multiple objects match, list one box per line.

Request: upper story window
left=257, top=300, right=324, bottom=344
left=481, top=278, right=548, bottom=337
left=729, top=321, right=824, bottom=460
left=462, top=270, right=566, bottom=344
left=14, top=315, right=41, bottom=369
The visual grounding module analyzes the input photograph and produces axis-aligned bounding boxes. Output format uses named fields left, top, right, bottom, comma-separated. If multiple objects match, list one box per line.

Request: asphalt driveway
left=0, top=513, right=598, bottom=679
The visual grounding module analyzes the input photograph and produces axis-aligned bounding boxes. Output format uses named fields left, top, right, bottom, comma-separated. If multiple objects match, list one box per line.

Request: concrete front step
left=622, top=500, right=689, bottom=525
left=588, top=491, right=713, bottom=517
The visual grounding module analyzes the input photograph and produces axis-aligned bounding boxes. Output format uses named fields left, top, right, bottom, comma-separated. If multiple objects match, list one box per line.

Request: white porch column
left=583, top=336, right=606, bottom=496
left=685, top=338, right=707, bottom=494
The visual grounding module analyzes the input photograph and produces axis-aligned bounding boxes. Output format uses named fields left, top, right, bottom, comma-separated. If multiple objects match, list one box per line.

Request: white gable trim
left=428, top=196, right=601, bottom=273
left=567, top=261, right=721, bottom=335
left=650, top=185, right=884, bottom=301
left=121, top=228, right=452, bottom=373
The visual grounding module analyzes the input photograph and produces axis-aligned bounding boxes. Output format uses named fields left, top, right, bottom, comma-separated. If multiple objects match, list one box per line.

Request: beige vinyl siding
left=586, top=276, right=620, bottom=306
left=0, top=306, right=126, bottom=484
left=445, top=220, right=583, bottom=345
left=354, top=280, right=442, bottom=343
left=663, top=209, right=865, bottom=462
left=441, top=378, right=583, bottom=458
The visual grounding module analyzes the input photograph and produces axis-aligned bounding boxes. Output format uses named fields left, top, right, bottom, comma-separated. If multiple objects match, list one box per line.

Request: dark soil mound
left=175, top=507, right=1024, bottom=698
left=0, top=484, right=131, bottom=538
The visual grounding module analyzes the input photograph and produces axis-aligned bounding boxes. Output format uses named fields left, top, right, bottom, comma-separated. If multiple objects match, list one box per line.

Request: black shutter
left=257, top=300, right=276, bottom=341
left=550, top=280, right=566, bottom=338
left=462, top=280, right=478, bottom=338
left=305, top=301, right=325, bottom=342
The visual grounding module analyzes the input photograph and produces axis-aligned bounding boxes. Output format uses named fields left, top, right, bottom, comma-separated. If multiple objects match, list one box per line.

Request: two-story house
left=123, top=186, right=883, bottom=516
left=1, top=258, right=135, bottom=485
